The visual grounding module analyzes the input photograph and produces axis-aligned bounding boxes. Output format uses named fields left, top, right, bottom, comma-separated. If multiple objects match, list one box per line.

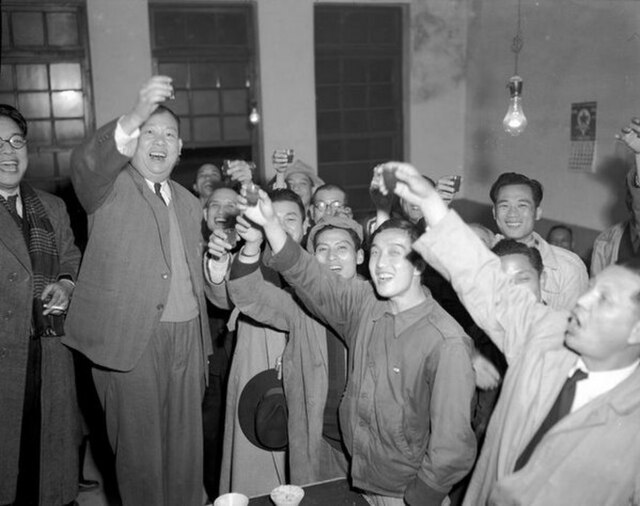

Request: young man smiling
left=238, top=190, right=476, bottom=506
left=490, top=172, right=587, bottom=310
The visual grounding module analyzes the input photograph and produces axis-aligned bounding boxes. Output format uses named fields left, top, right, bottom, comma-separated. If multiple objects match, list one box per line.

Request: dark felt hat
left=238, top=369, right=288, bottom=451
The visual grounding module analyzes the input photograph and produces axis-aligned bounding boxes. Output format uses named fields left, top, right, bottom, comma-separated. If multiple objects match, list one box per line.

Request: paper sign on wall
left=569, top=101, right=597, bottom=172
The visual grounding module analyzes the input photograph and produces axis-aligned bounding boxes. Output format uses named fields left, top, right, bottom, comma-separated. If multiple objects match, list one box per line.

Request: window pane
left=56, top=150, right=72, bottom=178
left=18, top=93, right=51, bottom=119
left=178, top=116, right=192, bottom=142
left=172, top=91, right=190, bottom=116
left=221, top=90, right=246, bottom=114
left=316, top=59, right=340, bottom=85
left=191, top=63, right=217, bottom=88
left=13, top=12, right=45, bottom=46
left=50, top=63, right=82, bottom=90
left=0, top=66, right=14, bottom=91
left=47, top=12, right=79, bottom=46
left=17, top=65, right=48, bottom=91
left=369, top=84, right=393, bottom=107
left=216, top=13, right=248, bottom=45
left=192, top=90, right=220, bottom=115
left=52, top=91, right=84, bottom=118
left=193, top=117, right=221, bottom=142
left=316, top=86, right=339, bottom=110
left=2, top=12, right=10, bottom=48
left=343, top=85, right=367, bottom=108
left=222, top=117, right=250, bottom=141
left=217, top=63, right=246, bottom=88
left=343, top=59, right=367, bottom=84
left=55, top=120, right=85, bottom=143
left=154, top=12, right=185, bottom=47
left=28, top=121, right=53, bottom=144
left=0, top=93, right=16, bottom=107
left=25, top=151, right=55, bottom=178
left=369, top=109, right=395, bottom=132
left=158, top=63, right=188, bottom=88
left=186, top=13, right=217, bottom=46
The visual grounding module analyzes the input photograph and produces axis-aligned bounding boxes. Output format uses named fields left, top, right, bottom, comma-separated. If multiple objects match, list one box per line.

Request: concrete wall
left=464, top=0, right=640, bottom=233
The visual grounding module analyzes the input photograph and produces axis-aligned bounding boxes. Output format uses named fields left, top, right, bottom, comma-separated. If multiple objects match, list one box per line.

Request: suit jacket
left=415, top=211, right=640, bottom=506
left=0, top=188, right=81, bottom=505
left=64, top=119, right=212, bottom=372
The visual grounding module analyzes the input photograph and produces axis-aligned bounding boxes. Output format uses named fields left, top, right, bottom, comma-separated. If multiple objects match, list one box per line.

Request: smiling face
left=0, top=116, right=28, bottom=193
left=194, top=163, right=222, bottom=201
left=565, top=266, right=640, bottom=371
left=493, top=184, right=541, bottom=243
left=131, top=110, right=182, bottom=183
left=314, top=227, right=363, bottom=280
left=500, top=252, right=542, bottom=302
left=285, top=173, right=313, bottom=209
left=203, top=187, right=238, bottom=231
left=548, top=227, right=573, bottom=251
left=369, top=228, right=421, bottom=303
left=310, top=187, right=347, bottom=223
left=273, top=199, right=305, bottom=244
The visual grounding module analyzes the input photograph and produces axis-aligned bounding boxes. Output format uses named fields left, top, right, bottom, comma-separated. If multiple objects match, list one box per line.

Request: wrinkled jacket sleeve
left=227, top=256, right=296, bottom=332
left=47, top=197, right=81, bottom=281
left=264, top=235, right=369, bottom=341
left=70, top=119, right=128, bottom=214
left=413, top=211, right=562, bottom=364
left=405, top=340, right=477, bottom=505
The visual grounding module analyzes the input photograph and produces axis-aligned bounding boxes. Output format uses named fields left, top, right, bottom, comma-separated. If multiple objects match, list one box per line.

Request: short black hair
left=268, top=188, right=305, bottom=218
left=312, top=224, right=361, bottom=251
left=492, top=238, right=544, bottom=276
left=369, top=218, right=427, bottom=273
left=0, top=104, right=28, bottom=136
left=489, top=172, right=544, bottom=207
left=150, top=104, right=181, bottom=133
left=205, top=183, right=239, bottom=208
left=312, top=183, right=348, bottom=205
left=547, top=224, right=573, bottom=241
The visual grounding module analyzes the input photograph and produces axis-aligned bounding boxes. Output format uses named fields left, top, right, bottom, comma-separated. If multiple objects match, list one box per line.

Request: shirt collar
left=372, top=287, right=434, bottom=331
left=570, top=357, right=640, bottom=381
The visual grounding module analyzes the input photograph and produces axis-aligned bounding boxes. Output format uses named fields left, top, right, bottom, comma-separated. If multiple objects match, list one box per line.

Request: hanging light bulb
left=503, top=75, right=527, bottom=136
left=249, top=103, right=260, bottom=125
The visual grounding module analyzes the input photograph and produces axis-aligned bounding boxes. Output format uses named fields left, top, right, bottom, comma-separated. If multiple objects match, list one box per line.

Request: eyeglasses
left=0, top=134, right=27, bottom=150
left=313, top=200, right=344, bottom=213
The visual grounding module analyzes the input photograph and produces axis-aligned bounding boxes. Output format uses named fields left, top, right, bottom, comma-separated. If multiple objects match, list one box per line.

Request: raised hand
left=224, top=160, right=255, bottom=185
left=616, top=118, right=640, bottom=154
left=237, top=187, right=276, bottom=227
left=121, top=76, right=174, bottom=134
left=369, top=164, right=394, bottom=211
left=472, top=352, right=501, bottom=390
left=236, top=214, right=263, bottom=247
left=436, top=175, right=461, bottom=207
left=207, top=228, right=235, bottom=261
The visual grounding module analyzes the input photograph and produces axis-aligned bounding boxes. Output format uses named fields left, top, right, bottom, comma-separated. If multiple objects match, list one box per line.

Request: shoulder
left=536, top=235, right=585, bottom=272
left=594, top=222, right=625, bottom=245
left=424, top=297, right=471, bottom=346
left=171, top=181, right=200, bottom=211
left=33, top=188, right=68, bottom=217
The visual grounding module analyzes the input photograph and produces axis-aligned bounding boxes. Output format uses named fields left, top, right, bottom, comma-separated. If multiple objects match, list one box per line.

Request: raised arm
left=71, top=76, right=175, bottom=214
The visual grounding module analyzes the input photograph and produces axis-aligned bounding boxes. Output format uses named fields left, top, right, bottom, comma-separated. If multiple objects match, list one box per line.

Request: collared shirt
left=144, top=178, right=172, bottom=205
left=570, top=358, right=640, bottom=413
left=0, top=188, right=22, bottom=217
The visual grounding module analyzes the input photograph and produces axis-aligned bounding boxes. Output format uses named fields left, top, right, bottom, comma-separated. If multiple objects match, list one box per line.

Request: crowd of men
left=2, top=75, right=640, bottom=506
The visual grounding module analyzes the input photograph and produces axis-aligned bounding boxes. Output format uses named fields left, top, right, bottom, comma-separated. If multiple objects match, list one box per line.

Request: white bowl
left=270, top=484, right=305, bottom=506
left=213, top=492, right=249, bottom=506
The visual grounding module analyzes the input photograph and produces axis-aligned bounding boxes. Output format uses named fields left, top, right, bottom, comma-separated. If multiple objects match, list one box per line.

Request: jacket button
left=0, top=347, right=6, bottom=359
left=161, top=273, right=169, bottom=279
left=8, top=272, right=17, bottom=282
left=156, top=304, right=164, bottom=311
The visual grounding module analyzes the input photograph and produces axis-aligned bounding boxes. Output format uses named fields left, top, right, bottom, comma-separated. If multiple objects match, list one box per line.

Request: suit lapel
left=0, top=206, right=30, bottom=272
left=126, top=165, right=172, bottom=267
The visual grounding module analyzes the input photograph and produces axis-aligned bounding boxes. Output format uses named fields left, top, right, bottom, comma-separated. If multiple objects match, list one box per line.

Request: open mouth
left=329, top=265, right=342, bottom=272
left=376, top=272, right=393, bottom=283
left=149, top=151, right=167, bottom=161
left=0, top=160, right=18, bottom=171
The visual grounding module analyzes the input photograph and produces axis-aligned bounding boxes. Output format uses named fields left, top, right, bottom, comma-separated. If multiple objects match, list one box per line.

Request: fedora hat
left=238, top=369, right=288, bottom=451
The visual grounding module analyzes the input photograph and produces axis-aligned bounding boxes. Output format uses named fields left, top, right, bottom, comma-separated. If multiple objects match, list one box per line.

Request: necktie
left=1, top=194, right=22, bottom=225
left=514, top=368, right=588, bottom=471
left=154, top=183, right=166, bottom=205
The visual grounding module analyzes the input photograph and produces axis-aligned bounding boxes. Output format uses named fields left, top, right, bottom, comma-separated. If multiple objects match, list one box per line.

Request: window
left=150, top=4, right=257, bottom=189
left=0, top=2, right=93, bottom=189
left=315, top=5, right=404, bottom=219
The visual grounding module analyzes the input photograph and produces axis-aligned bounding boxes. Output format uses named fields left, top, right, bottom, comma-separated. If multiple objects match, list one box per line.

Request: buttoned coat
left=63, top=119, right=212, bottom=372
left=0, top=189, right=81, bottom=505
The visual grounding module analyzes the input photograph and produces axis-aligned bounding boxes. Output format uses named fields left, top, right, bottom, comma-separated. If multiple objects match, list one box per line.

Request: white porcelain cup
left=270, top=485, right=305, bottom=506
left=213, top=492, right=249, bottom=506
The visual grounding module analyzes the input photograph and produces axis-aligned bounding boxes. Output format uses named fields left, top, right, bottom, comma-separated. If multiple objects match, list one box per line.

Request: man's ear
left=492, top=206, right=497, bottom=222
left=535, top=206, right=542, bottom=222
left=356, top=248, right=365, bottom=265
left=202, top=206, right=208, bottom=221
left=178, top=138, right=183, bottom=155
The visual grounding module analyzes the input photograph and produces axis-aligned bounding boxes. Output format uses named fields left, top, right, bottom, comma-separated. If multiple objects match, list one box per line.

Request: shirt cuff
left=204, top=253, right=230, bottom=285
left=229, top=252, right=261, bottom=280
left=404, top=476, right=448, bottom=506
left=115, top=116, right=140, bottom=157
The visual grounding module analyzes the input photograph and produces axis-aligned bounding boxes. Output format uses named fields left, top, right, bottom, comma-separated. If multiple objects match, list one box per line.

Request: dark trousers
left=93, top=319, right=205, bottom=506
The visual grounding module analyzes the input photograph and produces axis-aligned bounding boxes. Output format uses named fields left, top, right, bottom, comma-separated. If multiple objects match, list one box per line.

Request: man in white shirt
left=383, top=162, right=640, bottom=506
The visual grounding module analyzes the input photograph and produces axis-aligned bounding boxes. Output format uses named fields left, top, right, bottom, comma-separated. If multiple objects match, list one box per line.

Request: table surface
left=248, top=478, right=369, bottom=505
